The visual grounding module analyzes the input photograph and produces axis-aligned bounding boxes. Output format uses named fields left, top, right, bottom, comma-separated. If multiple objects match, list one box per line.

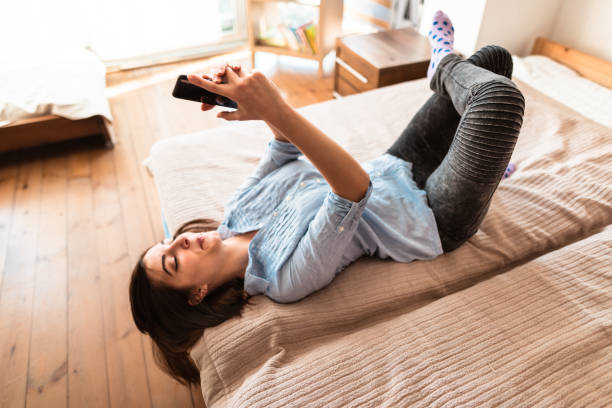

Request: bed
left=0, top=46, right=115, bottom=153
left=143, top=37, right=612, bottom=407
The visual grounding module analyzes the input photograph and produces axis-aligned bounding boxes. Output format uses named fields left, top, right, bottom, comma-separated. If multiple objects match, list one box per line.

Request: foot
left=427, top=10, right=455, bottom=82
left=503, top=163, right=517, bottom=179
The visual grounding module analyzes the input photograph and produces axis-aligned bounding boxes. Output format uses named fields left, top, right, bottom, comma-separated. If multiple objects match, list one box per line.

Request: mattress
left=144, top=68, right=612, bottom=406
left=0, top=46, right=113, bottom=126
left=197, top=226, right=611, bottom=407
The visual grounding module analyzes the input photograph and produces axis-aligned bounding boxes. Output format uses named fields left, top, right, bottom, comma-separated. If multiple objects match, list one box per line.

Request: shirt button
left=273, top=211, right=278, bottom=217
left=337, top=226, right=344, bottom=232
left=299, top=182, right=305, bottom=187
left=376, top=171, right=381, bottom=176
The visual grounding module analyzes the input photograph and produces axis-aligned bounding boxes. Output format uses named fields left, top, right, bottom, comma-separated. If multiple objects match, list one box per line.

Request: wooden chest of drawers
left=334, top=27, right=431, bottom=96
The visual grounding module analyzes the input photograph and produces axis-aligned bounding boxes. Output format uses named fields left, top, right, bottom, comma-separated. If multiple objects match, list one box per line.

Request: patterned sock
left=503, top=163, right=517, bottom=179
left=427, top=10, right=455, bottom=81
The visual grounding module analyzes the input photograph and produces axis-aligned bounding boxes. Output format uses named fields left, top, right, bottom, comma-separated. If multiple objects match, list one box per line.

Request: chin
left=211, top=231, right=223, bottom=245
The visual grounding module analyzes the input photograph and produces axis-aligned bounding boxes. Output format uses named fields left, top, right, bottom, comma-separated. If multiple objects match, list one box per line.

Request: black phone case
left=172, top=75, right=238, bottom=109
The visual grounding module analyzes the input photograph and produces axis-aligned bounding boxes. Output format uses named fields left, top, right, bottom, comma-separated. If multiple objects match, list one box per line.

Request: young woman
left=130, top=11, right=525, bottom=385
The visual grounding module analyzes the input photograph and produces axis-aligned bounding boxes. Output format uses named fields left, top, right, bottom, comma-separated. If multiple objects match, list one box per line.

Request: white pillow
left=511, top=55, right=612, bottom=129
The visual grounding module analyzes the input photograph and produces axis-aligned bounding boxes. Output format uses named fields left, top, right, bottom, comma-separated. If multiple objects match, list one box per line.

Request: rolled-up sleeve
left=235, top=139, right=303, bottom=193
left=270, top=179, right=374, bottom=303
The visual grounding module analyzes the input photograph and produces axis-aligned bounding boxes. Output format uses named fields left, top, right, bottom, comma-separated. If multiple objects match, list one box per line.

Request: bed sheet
left=0, top=46, right=112, bottom=126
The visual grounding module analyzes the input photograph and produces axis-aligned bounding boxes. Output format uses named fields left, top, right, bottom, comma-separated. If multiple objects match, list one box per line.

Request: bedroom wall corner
left=474, top=0, right=564, bottom=56
left=550, top=0, right=612, bottom=62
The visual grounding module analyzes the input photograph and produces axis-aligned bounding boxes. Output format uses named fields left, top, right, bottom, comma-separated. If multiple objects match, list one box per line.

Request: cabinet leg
left=317, top=60, right=323, bottom=78
left=251, top=51, right=255, bottom=70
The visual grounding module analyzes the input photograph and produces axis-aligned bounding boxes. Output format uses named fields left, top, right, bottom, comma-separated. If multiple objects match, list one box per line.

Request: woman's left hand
left=197, top=63, right=242, bottom=112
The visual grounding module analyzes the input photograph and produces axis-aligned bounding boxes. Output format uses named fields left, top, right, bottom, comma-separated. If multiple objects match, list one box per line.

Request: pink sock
left=427, top=10, right=455, bottom=81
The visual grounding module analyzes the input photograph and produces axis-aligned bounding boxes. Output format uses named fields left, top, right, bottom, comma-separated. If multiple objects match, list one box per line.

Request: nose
left=170, top=235, right=190, bottom=250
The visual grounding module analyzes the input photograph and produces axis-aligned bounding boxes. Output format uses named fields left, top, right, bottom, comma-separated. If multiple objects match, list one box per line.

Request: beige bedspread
left=145, top=77, right=612, bottom=407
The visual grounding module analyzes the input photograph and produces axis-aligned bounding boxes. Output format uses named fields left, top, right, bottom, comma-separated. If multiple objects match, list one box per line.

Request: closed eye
left=159, top=239, right=178, bottom=276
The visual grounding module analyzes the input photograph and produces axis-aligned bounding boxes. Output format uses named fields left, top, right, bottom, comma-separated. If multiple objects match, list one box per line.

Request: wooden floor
left=0, top=48, right=334, bottom=408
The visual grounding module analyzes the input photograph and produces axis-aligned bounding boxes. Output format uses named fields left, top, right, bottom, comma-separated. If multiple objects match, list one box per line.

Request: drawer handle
left=335, top=57, right=368, bottom=84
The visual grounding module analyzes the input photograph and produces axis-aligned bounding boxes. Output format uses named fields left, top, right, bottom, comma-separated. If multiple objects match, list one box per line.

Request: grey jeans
left=386, top=52, right=525, bottom=252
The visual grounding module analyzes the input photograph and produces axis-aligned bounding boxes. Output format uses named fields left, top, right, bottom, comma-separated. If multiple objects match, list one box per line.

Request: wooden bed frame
left=0, top=114, right=115, bottom=153
left=531, top=37, right=612, bottom=89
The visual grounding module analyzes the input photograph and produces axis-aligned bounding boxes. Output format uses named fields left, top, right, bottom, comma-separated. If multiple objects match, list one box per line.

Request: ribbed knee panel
left=448, top=80, right=525, bottom=184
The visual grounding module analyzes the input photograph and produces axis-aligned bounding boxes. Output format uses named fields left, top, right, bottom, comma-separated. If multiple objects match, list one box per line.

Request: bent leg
left=426, top=53, right=525, bottom=252
left=386, top=45, right=515, bottom=190
left=385, top=95, right=459, bottom=189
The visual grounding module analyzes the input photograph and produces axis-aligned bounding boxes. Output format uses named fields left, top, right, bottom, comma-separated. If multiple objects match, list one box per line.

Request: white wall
left=419, top=0, right=612, bottom=60
left=551, top=0, right=612, bottom=61
left=476, top=0, right=563, bottom=56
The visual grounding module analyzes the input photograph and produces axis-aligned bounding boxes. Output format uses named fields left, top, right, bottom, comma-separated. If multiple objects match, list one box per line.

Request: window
left=2, top=0, right=248, bottom=70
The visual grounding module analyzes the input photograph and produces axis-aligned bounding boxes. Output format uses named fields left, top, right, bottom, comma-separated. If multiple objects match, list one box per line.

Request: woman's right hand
left=187, top=65, right=290, bottom=123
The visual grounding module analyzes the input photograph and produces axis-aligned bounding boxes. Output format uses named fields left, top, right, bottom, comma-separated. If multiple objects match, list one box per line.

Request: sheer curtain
left=2, top=0, right=247, bottom=68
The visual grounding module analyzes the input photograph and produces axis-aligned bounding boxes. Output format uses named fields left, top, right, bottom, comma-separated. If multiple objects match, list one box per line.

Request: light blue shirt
left=217, top=139, right=443, bottom=303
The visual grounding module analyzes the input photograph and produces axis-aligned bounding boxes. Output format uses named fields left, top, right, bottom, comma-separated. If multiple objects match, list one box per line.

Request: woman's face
left=142, top=231, right=224, bottom=290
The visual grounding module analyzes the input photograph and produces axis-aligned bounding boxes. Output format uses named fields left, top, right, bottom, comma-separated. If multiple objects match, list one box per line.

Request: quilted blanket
left=145, top=77, right=612, bottom=407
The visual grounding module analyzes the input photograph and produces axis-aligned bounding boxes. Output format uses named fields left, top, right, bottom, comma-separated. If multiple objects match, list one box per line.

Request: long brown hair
left=129, top=218, right=252, bottom=384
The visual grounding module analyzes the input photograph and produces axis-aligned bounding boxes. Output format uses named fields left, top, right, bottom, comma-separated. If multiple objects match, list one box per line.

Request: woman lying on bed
left=129, top=11, right=525, bottom=385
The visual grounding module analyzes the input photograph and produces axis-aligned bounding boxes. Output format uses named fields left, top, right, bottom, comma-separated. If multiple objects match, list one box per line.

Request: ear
left=188, top=284, right=208, bottom=306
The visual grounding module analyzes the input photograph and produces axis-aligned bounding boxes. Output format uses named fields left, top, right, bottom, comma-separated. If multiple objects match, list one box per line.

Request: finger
left=203, top=73, right=222, bottom=84
left=212, top=66, right=225, bottom=76
left=222, top=62, right=242, bottom=74
left=187, top=73, right=228, bottom=96
left=227, top=63, right=244, bottom=77
left=216, top=110, right=241, bottom=121
left=208, top=70, right=222, bottom=83
left=211, top=72, right=223, bottom=83
left=212, top=65, right=231, bottom=83
left=228, top=63, right=241, bottom=72
left=223, top=65, right=240, bottom=82
left=234, top=65, right=247, bottom=78
left=200, top=96, right=215, bottom=110
left=201, top=103, right=214, bottom=111
left=218, top=63, right=229, bottom=74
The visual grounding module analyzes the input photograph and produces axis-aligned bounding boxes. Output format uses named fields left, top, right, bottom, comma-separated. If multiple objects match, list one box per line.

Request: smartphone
left=172, top=75, right=238, bottom=109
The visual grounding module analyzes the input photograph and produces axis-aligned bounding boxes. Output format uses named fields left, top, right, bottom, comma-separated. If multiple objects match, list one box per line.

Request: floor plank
left=67, top=148, right=110, bottom=407
left=26, top=153, right=68, bottom=407
left=0, top=155, right=43, bottom=408
left=0, top=158, right=18, bottom=297
left=91, top=148, right=153, bottom=407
